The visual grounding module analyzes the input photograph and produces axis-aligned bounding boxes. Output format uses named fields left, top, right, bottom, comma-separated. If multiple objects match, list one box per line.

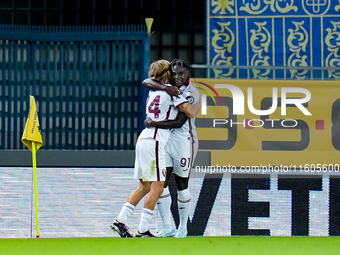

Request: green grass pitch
left=0, top=236, right=339, bottom=255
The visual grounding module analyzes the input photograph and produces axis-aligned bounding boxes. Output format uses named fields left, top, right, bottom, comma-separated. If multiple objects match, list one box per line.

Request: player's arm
left=142, top=78, right=179, bottom=97
left=189, top=95, right=202, bottom=117
left=178, top=103, right=191, bottom=118
left=178, top=96, right=201, bottom=118
left=144, top=111, right=187, bottom=129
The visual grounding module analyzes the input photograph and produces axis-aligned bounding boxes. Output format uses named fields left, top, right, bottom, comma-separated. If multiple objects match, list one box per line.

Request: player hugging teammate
left=142, top=59, right=201, bottom=238
left=110, top=59, right=200, bottom=237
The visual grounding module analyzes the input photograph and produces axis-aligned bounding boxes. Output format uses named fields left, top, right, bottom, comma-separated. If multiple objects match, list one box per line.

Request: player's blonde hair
left=148, top=60, right=171, bottom=84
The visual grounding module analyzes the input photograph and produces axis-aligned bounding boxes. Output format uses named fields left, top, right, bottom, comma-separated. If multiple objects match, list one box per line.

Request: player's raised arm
left=189, top=95, right=202, bottom=118
left=142, top=78, right=180, bottom=97
left=178, top=96, right=201, bottom=118
left=177, top=102, right=191, bottom=118
left=144, top=111, right=187, bottom=129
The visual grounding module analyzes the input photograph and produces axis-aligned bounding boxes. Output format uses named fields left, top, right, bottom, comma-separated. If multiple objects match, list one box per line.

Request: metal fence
left=0, top=24, right=150, bottom=150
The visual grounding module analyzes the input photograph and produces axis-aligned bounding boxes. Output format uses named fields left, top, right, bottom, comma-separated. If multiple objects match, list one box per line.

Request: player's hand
left=144, top=117, right=154, bottom=128
left=165, top=86, right=180, bottom=97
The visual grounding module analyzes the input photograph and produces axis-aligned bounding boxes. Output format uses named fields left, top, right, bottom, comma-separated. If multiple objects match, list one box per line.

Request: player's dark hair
left=170, top=59, right=191, bottom=74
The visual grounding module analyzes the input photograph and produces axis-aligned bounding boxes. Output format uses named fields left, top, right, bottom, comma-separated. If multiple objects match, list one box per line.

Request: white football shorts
left=134, top=138, right=166, bottom=182
left=165, top=136, right=198, bottom=178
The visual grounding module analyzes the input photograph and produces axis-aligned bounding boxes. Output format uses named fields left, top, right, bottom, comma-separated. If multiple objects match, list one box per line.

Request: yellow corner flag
left=22, top=95, right=43, bottom=151
left=21, top=95, right=43, bottom=238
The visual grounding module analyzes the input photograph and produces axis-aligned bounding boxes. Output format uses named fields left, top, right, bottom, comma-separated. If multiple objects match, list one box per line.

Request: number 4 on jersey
left=148, top=95, right=161, bottom=118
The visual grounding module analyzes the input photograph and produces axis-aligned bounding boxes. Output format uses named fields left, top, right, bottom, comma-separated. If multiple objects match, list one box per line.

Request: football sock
left=156, top=186, right=172, bottom=228
left=116, top=202, right=135, bottom=224
left=177, top=189, right=191, bottom=230
left=138, top=208, right=154, bottom=233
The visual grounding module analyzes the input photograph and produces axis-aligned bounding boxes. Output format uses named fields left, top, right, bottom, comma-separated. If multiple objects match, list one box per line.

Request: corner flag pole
left=22, top=96, right=43, bottom=238
left=32, top=141, right=40, bottom=238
